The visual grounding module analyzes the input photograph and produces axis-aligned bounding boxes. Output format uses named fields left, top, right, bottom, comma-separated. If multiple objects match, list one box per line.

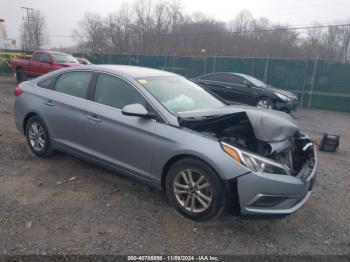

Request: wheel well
left=256, top=95, right=269, bottom=102
left=16, top=66, right=23, bottom=71
left=255, top=96, right=273, bottom=105
left=161, top=154, right=240, bottom=213
left=161, top=154, right=219, bottom=190
left=23, top=113, right=37, bottom=134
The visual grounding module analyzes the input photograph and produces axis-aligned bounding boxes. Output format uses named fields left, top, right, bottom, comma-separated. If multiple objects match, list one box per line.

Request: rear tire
left=26, top=116, right=55, bottom=157
left=16, top=68, right=27, bottom=82
left=166, top=158, right=225, bottom=221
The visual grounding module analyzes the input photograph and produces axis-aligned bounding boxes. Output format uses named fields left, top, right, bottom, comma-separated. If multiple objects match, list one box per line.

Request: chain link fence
left=1, top=51, right=350, bottom=112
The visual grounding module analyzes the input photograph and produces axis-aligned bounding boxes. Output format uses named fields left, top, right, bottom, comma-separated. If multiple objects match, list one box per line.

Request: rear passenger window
left=94, top=74, right=147, bottom=109
left=223, top=75, right=245, bottom=85
left=39, top=53, right=51, bottom=63
left=37, top=77, right=55, bottom=89
left=202, top=73, right=244, bottom=85
left=54, top=71, right=93, bottom=99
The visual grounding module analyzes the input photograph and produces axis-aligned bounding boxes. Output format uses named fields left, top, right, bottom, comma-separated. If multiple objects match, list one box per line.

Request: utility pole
left=21, top=6, right=34, bottom=50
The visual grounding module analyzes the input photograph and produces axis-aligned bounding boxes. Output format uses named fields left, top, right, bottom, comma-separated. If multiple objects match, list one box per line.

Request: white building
left=0, top=18, right=5, bottom=40
left=0, top=19, right=16, bottom=50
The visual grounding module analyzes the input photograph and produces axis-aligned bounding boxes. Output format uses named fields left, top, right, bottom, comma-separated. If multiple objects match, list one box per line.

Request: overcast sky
left=1, top=0, right=350, bottom=48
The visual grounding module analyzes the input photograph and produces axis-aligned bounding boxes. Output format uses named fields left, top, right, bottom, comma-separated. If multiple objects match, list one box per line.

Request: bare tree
left=74, top=13, right=105, bottom=53
left=322, top=26, right=341, bottom=59
left=20, top=10, right=48, bottom=50
left=133, top=0, right=154, bottom=53
left=72, top=0, right=350, bottom=60
left=168, top=0, right=183, bottom=32
left=105, top=13, right=123, bottom=54
left=337, top=23, right=350, bottom=62
left=229, top=10, right=254, bottom=32
left=104, top=4, right=134, bottom=54
left=117, top=3, right=133, bottom=53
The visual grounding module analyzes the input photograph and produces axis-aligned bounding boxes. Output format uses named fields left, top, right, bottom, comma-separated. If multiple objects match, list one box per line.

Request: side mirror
left=121, top=103, right=156, bottom=119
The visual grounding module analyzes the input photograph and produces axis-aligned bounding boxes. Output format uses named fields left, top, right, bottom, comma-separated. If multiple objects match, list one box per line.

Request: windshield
left=138, top=76, right=225, bottom=114
left=52, top=53, right=78, bottom=64
left=240, top=74, right=267, bottom=87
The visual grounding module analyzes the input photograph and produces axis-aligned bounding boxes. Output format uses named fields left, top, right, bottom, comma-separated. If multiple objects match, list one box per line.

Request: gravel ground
left=0, top=76, right=349, bottom=255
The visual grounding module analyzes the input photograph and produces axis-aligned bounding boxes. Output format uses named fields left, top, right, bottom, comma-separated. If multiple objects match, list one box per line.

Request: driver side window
left=40, top=53, right=51, bottom=63
left=33, top=53, right=41, bottom=61
left=94, top=74, right=147, bottom=109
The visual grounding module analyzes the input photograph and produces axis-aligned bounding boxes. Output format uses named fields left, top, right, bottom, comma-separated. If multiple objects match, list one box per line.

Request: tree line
left=20, top=9, right=49, bottom=51
left=19, top=0, right=350, bottom=61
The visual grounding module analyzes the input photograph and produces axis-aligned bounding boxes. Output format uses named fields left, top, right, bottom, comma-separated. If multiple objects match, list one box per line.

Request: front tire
left=256, top=97, right=273, bottom=109
left=26, top=116, right=55, bottom=157
left=166, top=158, right=225, bottom=221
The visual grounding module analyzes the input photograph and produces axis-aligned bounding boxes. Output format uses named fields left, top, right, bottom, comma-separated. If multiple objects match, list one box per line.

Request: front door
left=85, top=73, right=157, bottom=181
left=221, top=74, right=255, bottom=105
left=37, top=53, right=53, bottom=75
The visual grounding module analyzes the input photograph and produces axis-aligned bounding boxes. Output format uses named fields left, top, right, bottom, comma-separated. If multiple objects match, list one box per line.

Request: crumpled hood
left=178, top=105, right=299, bottom=142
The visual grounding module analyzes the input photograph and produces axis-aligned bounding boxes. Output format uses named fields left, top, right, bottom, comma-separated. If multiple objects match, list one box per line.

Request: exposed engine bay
left=178, top=108, right=315, bottom=175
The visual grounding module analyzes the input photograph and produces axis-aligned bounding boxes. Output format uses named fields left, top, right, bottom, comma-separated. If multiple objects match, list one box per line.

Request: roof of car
left=198, top=72, right=248, bottom=79
left=233, top=73, right=250, bottom=78
left=210, top=72, right=247, bottom=77
left=36, top=50, right=69, bottom=55
left=79, top=64, right=178, bottom=79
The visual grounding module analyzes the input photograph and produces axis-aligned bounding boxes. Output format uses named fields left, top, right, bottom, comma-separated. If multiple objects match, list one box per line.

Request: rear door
left=85, top=73, right=157, bottom=181
left=196, top=73, right=228, bottom=99
left=39, top=71, right=94, bottom=152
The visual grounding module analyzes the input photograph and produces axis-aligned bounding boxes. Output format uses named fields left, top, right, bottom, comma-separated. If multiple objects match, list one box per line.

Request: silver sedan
left=14, top=65, right=317, bottom=221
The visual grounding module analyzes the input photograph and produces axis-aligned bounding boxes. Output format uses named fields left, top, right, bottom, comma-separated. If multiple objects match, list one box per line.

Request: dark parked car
left=192, top=72, right=299, bottom=112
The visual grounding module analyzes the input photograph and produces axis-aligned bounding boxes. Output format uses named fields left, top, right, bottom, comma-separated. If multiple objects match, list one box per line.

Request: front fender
left=152, top=123, right=250, bottom=186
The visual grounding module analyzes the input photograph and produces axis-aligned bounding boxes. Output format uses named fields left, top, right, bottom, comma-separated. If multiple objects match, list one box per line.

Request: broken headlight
left=221, top=142, right=291, bottom=175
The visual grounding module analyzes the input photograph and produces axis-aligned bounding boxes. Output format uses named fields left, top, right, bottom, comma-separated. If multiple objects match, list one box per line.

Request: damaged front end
left=179, top=107, right=317, bottom=215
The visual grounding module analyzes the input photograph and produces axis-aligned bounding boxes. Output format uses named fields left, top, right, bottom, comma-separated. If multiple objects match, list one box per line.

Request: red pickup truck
left=11, top=50, right=81, bottom=82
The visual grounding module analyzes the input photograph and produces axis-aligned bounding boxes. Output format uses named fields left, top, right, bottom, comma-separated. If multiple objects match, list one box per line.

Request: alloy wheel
left=173, top=169, right=212, bottom=213
left=28, top=122, right=46, bottom=152
left=257, top=99, right=272, bottom=109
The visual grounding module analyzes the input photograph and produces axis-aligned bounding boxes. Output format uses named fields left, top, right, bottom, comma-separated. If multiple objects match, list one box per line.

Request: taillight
left=15, top=87, right=23, bottom=96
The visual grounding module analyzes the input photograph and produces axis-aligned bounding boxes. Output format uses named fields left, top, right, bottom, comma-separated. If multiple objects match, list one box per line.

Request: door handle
left=87, top=114, right=102, bottom=122
left=43, top=100, right=55, bottom=106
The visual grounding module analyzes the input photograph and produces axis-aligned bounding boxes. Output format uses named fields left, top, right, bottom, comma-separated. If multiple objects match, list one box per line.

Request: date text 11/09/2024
left=127, top=255, right=219, bottom=261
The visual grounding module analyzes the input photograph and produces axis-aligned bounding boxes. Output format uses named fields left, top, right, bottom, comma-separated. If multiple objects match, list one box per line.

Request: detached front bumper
left=237, top=148, right=317, bottom=216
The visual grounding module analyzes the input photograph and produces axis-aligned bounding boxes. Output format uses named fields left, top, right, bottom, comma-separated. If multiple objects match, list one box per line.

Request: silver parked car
left=14, top=65, right=317, bottom=221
